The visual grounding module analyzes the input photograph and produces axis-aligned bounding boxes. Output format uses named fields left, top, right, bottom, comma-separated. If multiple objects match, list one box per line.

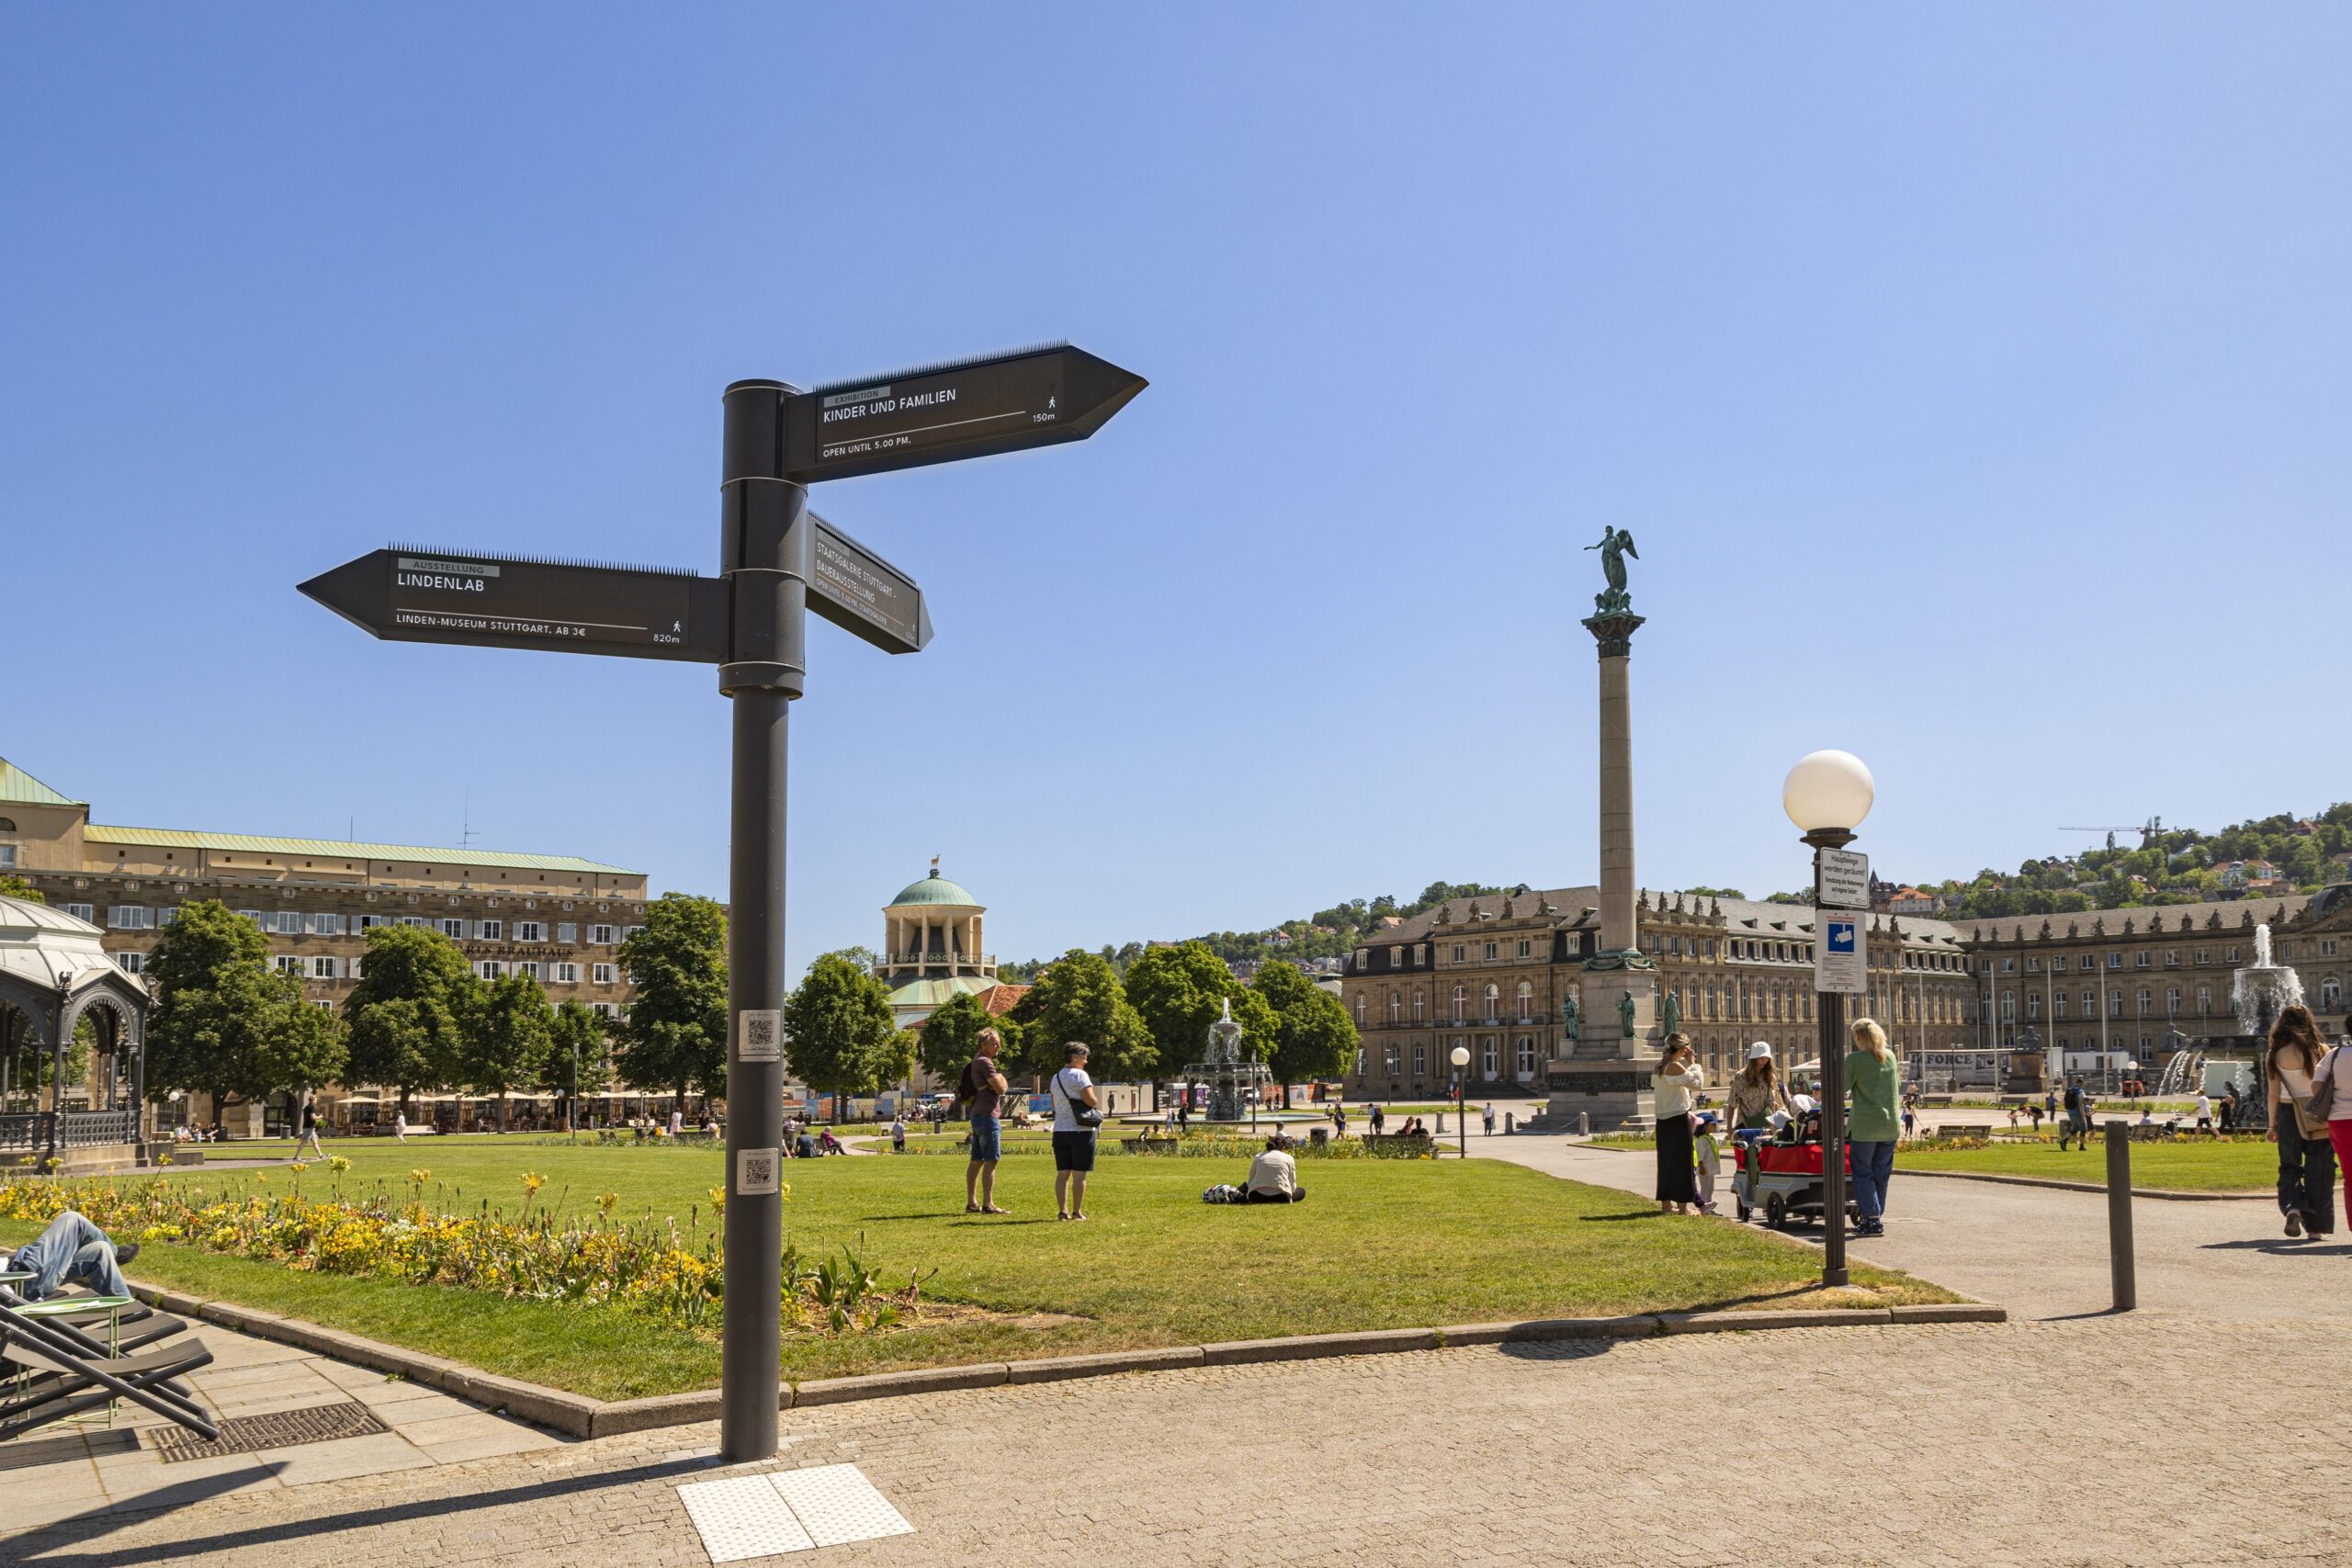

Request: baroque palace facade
left=1340, top=880, right=2352, bottom=1100
left=1, top=755, right=647, bottom=1028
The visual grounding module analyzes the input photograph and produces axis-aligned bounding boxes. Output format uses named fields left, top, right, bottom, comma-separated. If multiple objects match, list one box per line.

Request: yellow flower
left=328, top=1156, right=352, bottom=1174
left=409, top=1169, right=431, bottom=1185
left=521, top=1172, right=546, bottom=1196
left=288, top=1163, right=307, bottom=1174
left=596, top=1190, right=618, bottom=1213
left=253, top=1172, right=269, bottom=1184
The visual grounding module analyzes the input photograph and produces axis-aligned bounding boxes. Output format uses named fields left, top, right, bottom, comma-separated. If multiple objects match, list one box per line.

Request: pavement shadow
left=2200, top=1238, right=2352, bottom=1257
left=1496, top=1336, right=1624, bottom=1365
left=16, top=1453, right=718, bottom=1566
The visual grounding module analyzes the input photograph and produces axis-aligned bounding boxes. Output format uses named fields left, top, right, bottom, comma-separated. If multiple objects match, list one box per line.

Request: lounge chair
left=0, top=1308, right=218, bottom=1443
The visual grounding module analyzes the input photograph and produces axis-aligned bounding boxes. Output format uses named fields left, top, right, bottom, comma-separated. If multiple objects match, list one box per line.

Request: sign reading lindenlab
left=300, top=549, right=729, bottom=663
left=784, top=344, right=1148, bottom=482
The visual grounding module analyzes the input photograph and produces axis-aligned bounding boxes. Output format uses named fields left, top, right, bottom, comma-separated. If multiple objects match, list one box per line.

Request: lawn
left=2, top=1134, right=1958, bottom=1402
left=1901, top=1137, right=2274, bottom=1191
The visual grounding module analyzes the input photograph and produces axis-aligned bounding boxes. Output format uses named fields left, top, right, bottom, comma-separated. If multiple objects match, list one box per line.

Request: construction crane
left=2058, top=818, right=2164, bottom=850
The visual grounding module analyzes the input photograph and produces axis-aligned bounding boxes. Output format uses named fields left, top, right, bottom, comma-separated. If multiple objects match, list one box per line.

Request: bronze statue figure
left=1616, top=989, right=1637, bottom=1038
left=1660, top=987, right=1680, bottom=1037
left=1585, top=526, right=1637, bottom=613
left=1560, top=990, right=1581, bottom=1043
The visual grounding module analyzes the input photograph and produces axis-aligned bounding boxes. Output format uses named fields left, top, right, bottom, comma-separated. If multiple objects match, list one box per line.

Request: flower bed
left=0, top=1164, right=912, bottom=1336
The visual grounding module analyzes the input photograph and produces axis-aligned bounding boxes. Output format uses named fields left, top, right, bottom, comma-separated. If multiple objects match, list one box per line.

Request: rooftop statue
left=1585, top=525, right=1637, bottom=614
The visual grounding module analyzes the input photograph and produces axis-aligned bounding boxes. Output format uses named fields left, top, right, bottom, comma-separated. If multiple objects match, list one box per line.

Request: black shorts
left=1052, top=1131, right=1097, bottom=1172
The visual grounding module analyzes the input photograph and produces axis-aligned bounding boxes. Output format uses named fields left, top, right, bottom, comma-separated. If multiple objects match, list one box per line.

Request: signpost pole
left=1806, top=829, right=1858, bottom=1290
left=718, top=379, right=804, bottom=1464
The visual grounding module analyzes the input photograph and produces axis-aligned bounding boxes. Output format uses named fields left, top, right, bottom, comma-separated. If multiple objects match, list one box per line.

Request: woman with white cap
left=1724, top=1043, right=1794, bottom=1134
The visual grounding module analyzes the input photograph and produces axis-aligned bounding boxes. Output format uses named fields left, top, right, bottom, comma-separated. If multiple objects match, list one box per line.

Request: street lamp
left=1449, top=1044, right=1470, bottom=1159
left=1784, top=748, right=1874, bottom=1290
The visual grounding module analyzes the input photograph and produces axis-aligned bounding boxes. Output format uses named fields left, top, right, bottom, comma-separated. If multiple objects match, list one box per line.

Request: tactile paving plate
left=677, top=1472, right=817, bottom=1562
left=146, top=1400, right=387, bottom=1463
left=677, top=1462, right=913, bottom=1560
left=767, top=1463, right=914, bottom=1548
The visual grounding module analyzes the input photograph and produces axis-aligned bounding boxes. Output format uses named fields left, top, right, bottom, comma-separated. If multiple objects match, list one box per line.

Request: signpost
left=1815, top=913, right=1867, bottom=995
left=300, top=344, right=1144, bottom=1465
left=1815, top=848, right=1870, bottom=911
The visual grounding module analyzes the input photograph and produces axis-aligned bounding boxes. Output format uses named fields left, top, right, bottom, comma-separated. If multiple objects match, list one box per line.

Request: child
left=1692, top=1111, right=1723, bottom=1214
left=1901, top=1104, right=1917, bottom=1140
left=890, top=1114, right=907, bottom=1153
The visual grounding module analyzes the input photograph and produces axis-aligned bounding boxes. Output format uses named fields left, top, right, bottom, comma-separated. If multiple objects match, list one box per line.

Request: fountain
left=1180, top=998, right=1275, bottom=1123
left=2232, top=922, right=2306, bottom=1039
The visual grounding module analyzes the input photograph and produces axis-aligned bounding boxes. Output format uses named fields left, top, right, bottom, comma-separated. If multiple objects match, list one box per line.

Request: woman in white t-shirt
left=2277, top=1004, right=2341, bottom=1238
left=1050, top=1042, right=1101, bottom=1222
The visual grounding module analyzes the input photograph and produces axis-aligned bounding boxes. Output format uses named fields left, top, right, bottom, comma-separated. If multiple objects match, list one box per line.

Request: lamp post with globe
left=1450, top=1044, right=1470, bottom=1158
left=1782, top=749, right=1874, bottom=1290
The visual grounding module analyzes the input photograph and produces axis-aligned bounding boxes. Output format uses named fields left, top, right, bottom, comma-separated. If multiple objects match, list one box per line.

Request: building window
left=1516, top=980, right=1534, bottom=1021
left=2079, top=955, right=2095, bottom=971
left=0, top=845, right=14, bottom=869
left=1415, top=945, right=1427, bottom=964
left=1516, top=1036, right=1535, bottom=1077
left=1516, top=939, right=1532, bottom=959
left=2165, top=951, right=2179, bottom=967
left=441, top=919, right=467, bottom=940
left=1412, top=990, right=1425, bottom=1023
left=1383, top=1043, right=1399, bottom=1077
left=2165, top=987, right=2181, bottom=1016
left=2001, top=990, right=2016, bottom=1021
left=555, top=963, right=581, bottom=984
left=593, top=963, right=618, bottom=985
left=591, top=925, right=619, bottom=945
left=1481, top=1037, right=1498, bottom=1077
left=116, top=951, right=143, bottom=975
left=108, top=905, right=153, bottom=931
left=2000, top=958, right=2016, bottom=973
left=303, top=913, right=338, bottom=936
left=272, top=954, right=301, bottom=976
left=2195, top=985, right=2211, bottom=1015
left=2053, top=993, right=2068, bottom=1020
left=1451, top=986, right=1466, bottom=1023
left=1481, top=984, right=1498, bottom=1022
left=309, top=956, right=338, bottom=980
left=2135, top=953, right=2150, bottom=968
left=64, top=903, right=94, bottom=922
left=1389, top=945, right=1403, bottom=965
left=478, top=919, right=503, bottom=941
left=520, top=961, right=544, bottom=981
left=477, top=960, right=506, bottom=980
left=517, top=921, right=545, bottom=942
left=558, top=922, right=578, bottom=943
left=2107, top=953, right=2121, bottom=970
left=1353, top=994, right=1365, bottom=1026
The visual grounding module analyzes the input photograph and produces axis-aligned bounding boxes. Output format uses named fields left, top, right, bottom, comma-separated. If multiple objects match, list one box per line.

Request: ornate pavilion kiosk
left=0, top=893, right=153, bottom=1173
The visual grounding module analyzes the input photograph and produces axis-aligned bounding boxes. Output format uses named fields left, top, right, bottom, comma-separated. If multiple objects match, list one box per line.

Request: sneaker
left=2287, top=1212, right=2304, bottom=1239
left=114, top=1241, right=141, bottom=1267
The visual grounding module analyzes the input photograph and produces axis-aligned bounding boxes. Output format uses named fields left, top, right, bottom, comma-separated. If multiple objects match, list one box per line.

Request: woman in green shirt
left=1845, top=1018, right=1902, bottom=1238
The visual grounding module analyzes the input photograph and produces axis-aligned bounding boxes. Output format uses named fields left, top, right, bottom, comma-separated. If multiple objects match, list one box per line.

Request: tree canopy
left=145, top=899, right=346, bottom=1108
left=915, top=988, right=1005, bottom=1087
left=1250, top=958, right=1358, bottom=1100
left=784, top=952, right=912, bottom=1114
left=343, top=922, right=480, bottom=1107
left=464, top=973, right=553, bottom=1130
left=615, top=892, right=728, bottom=1100
left=1012, top=949, right=1152, bottom=1081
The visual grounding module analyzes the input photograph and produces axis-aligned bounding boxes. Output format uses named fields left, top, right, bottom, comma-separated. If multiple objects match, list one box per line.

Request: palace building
left=0, top=753, right=648, bottom=1024
left=1340, top=877, right=2352, bottom=1102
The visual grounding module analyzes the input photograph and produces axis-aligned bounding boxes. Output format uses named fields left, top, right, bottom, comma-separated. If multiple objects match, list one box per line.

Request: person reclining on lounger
left=5, top=1210, right=139, bottom=1303
left=1242, top=1137, right=1306, bottom=1204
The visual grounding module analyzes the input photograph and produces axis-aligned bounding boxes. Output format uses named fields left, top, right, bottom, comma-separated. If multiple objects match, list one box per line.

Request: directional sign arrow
left=785, top=343, right=1146, bottom=483
left=298, top=548, right=729, bottom=663
left=808, top=513, right=932, bottom=655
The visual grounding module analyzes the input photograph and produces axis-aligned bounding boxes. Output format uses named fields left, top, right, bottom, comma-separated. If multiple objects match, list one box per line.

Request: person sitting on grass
left=1243, top=1136, right=1305, bottom=1203
left=4, top=1210, right=140, bottom=1303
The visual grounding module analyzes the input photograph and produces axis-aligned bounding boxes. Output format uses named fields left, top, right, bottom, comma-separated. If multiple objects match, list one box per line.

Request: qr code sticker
left=738, top=1148, right=779, bottom=1195
left=738, top=1009, right=781, bottom=1062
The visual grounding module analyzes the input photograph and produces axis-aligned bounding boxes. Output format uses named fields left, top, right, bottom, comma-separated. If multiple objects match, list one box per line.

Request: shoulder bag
left=1057, top=1069, right=1103, bottom=1129
left=2297, top=1046, right=2342, bottom=1138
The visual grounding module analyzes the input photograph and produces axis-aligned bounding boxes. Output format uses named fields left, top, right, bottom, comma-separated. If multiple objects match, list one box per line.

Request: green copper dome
left=888, top=874, right=979, bottom=908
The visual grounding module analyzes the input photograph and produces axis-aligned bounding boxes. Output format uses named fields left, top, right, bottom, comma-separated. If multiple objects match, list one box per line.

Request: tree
left=1122, top=942, right=1236, bottom=1077
left=783, top=953, right=910, bottom=1119
left=546, top=998, right=610, bottom=1131
left=145, top=899, right=346, bottom=1113
left=615, top=892, right=728, bottom=1105
left=345, top=922, right=480, bottom=1112
left=464, top=973, right=553, bottom=1132
left=916, top=989, right=1001, bottom=1088
left=0, top=874, right=43, bottom=902
left=1012, top=949, right=1152, bottom=1082
left=1250, top=959, right=1357, bottom=1106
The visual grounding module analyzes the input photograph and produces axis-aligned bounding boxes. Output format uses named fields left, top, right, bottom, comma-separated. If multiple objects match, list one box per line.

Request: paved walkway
left=4, top=1306, right=559, bottom=1530
left=8, top=1317, right=2345, bottom=1566
left=1479, top=1132, right=2343, bottom=1322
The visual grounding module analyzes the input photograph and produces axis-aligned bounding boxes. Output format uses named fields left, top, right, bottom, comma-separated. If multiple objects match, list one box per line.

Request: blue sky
left=5, top=5, right=2347, bottom=974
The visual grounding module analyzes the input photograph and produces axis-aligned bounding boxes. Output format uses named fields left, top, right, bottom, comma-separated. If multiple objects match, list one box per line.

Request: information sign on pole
left=1816, top=848, right=1871, bottom=910
left=784, top=344, right=1147, bottom=482
left=1815, top=913, right=1868, bottom=995
left=299, top=549, right=730, bottom=663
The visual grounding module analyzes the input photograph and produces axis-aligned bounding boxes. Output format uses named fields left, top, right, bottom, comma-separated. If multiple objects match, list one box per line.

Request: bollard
left=1436, top=1113, right=1446, bottom=1134
left=2104, top=1119, right=2136, bottom=1312
left=1505, top=1111, right=1515, bottom=1134
left=1578, top=1111, right=1590, bottom=1136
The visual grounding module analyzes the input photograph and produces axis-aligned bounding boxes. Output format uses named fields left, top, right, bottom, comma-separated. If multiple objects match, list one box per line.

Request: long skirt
left=2279, top=1111, right=2337, bottom=1234
left=1656, top=1112, right=1699, bottom=1204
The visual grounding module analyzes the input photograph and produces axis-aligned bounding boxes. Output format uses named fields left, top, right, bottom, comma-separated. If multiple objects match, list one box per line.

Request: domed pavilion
left=0, top=893, right=153, bottom=1171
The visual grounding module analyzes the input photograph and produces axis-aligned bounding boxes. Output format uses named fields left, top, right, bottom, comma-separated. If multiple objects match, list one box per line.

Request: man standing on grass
left=961, top=1027, right=1011, bottom=1214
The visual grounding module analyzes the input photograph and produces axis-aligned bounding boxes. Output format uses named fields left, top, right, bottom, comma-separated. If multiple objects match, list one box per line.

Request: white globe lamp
left=1449, top=1045, right=1470, bottom=1068
left=1782, top=750, right=1875, bottom=835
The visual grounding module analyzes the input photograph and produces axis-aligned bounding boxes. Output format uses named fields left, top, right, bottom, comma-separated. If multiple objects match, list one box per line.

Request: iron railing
left=60, top=1109, right=138, bottom=1148
left=0, top=1112, right=52, bottom=1151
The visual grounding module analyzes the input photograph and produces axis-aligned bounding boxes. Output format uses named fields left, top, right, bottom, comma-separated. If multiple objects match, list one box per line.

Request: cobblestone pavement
left=1479, top=1133, right=2349, bottom=1322
left=8, top=1317, right=2345, bottom=1568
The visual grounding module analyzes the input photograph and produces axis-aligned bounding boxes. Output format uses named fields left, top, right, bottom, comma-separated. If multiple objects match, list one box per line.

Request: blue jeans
left=967, top=1115, right=1002, bottom=1164
left=11, top=1210, right=130, bottom=1302
left=1849, top=1141, right=1896, bottom=1224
